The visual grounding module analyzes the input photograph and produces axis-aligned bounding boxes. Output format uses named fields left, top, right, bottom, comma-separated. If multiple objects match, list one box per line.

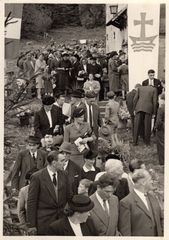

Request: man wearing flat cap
left=11, top=135, right=47, bottom=191
left=34, top=95, right=66, bottom=144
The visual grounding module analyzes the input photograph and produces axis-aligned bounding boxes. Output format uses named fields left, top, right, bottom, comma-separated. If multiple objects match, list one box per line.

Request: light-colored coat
left=119, top=191, right=163, bottom=236
left=90, top=192, right=119, bottom=236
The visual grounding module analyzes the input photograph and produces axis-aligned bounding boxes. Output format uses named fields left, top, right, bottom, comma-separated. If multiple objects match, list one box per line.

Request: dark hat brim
left=69, top=200, right=94, bottom=213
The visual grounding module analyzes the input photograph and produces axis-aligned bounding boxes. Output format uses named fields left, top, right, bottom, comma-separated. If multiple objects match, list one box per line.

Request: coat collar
left=90, top=193, right=109, bottom=226
left=132, top=191, right=152, bottom=219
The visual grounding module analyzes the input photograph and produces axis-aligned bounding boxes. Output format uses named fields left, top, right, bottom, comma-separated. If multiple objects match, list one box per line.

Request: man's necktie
left=89, top=104, right=93, bottom=129
left=32, top=153, right=37, bottom=166
left=103, top=200, right=109, bottom=216
left=53, top=173, right=57, bottom=186
left=144, top=193, right=152, bottom=211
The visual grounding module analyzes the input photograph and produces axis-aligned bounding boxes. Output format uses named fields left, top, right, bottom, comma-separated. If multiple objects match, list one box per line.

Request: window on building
left=109, top=5, right=118, bottom=16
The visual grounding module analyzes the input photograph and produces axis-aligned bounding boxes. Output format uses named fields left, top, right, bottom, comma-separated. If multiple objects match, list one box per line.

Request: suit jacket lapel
left=91, top=194, right=109, bottom=226
left=51, top=106, right=56, bottom=128
left=133, top=191, right=152, bottom=219
left=41, top=107, right=50, bottom=127
left=25, top=150, right=32, bottom=169
left=63, top=217, right=75, bottom=236
left=41, top=168, right=57, bottom=203
left=107, top=198, right=117, bottom=235
left=147, top=193, right=161, bottom=232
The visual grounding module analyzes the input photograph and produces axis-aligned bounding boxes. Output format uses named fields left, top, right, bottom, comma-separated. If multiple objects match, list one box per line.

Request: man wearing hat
left=48, top=194, right=97, bottom=235
left=70, top=89, right=85, bottom=119
left=11, top=136, right=47, bottom=191
left=88, top=57, right=104, bottom=100
left=27, top=150, right=73, bottom=235
left=84, top=91, right=103, bottom=139
left=59, top=142, right=81, bottom=194
left=34, top=95, right=65, bottom=142
left=108, top=51, right=120, bottom=93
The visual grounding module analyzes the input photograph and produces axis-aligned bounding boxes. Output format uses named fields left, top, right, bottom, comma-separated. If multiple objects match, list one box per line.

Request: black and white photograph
left=3, top=1, right=166, bottom=237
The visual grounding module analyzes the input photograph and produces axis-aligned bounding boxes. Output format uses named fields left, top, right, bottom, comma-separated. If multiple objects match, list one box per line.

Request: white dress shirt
left=85, top=101, right=93, bottom=127
left=134, top=188, right=149, bottom=210
left=45, top=110, right=52, bottom=128
left=149, top=78, right=154, bottom=86
left=30, top=151, right=37, bottom=158
left=95, top=191, right=110, bottom=214
left=83, top=165, right=95, bottom=172
left=68, top=218, right=83, bottom=236
left=47, top=166, right=58, bottom=183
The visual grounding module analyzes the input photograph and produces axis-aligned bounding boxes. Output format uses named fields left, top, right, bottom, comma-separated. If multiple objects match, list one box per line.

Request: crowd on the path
left=7, top=40, right=165, bottom=236
left=16, top=40, right=128, bottom=101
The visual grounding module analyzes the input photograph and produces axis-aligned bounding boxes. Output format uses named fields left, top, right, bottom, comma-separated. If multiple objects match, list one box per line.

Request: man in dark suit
left=126, top=84, right=141, bottom=137
left=119, top=169, right=163, bottom=236
left=133, top=85, right=157, bottom=145
left=27, top=150, right=73, bottom=235
left=84, top=91, right=103, bottom=139
left=11, top=136, right=47, bottom=191
left=59, top=142, right=81, bottom=194
left=142, top=69, right=162, bottom=96
left=34, top=95, right=66, bottom=141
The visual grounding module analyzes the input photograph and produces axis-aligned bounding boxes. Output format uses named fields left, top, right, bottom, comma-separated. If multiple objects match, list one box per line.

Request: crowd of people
left=16, top=40, right=128, bottom=101
left=8, top=40, right=165, bottom=236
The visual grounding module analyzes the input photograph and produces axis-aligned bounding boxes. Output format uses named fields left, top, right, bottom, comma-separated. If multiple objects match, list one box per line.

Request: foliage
left=21, top=4, right=105, bottom=38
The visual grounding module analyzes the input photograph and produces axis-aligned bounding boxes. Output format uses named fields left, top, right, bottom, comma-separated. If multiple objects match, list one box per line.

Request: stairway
left=98, top=100, right=108, bottom=118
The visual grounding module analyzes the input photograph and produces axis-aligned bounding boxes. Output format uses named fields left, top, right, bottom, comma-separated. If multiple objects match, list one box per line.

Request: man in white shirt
left=142, top=69, right=162, bottom=96
left=119, top=169, right=163, bottom=236
left=90, top=173, right=120, bottom=236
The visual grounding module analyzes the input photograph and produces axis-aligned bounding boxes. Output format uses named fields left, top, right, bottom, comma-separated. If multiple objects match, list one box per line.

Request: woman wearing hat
left=48, top=195, right=98, bottom=236
left=105, top=91, right=120, bottom=138
left=64, top=107, right=96, bottom=168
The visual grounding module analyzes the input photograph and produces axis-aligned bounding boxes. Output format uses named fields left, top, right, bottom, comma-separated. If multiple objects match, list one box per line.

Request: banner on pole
left=5, top=4, right=23, bottom=59
left=128, top=4, right=160, bottom=90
